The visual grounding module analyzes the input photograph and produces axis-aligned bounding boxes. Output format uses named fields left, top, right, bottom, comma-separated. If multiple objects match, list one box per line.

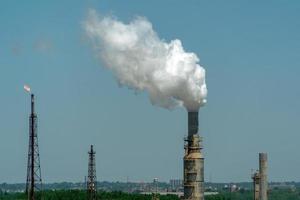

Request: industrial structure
left=25, top=94, right=43, bottom=200
left=259, top=153, right=268, bottom=200
left=252, top=170, right=260, bottom=200
left=183, top=111, right=204, bottom=200
left=251, top=153, right=268, bottom=200
left=152, top=178, right=160, bottom=200
left=87, top=145, right=97, bottom=200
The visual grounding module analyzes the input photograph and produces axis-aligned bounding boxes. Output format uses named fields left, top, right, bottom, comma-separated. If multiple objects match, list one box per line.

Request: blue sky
left=0, top=0, right=300, bottom=183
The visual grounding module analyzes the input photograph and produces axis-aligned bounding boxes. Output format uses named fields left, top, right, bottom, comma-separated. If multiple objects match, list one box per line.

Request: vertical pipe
left=259, top=153, right=268, bottom=200
left=31, top=94, right=34, bottom=114
left=188, top=111, right=198, bottom=136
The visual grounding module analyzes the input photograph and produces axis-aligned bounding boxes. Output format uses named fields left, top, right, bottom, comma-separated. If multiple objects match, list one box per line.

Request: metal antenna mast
left=87, top=145, right=97, bottom=200
left=26, top=94, right=42, bottom=200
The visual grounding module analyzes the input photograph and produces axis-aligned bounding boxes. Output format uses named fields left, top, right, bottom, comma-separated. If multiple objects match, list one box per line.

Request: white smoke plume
left=84, top=10, right=207, bottom=111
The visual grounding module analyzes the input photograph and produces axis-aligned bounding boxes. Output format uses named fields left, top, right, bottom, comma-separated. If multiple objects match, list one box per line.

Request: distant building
left=270, top=183, right=296, bottom=191
left=169, top=179, right=183, bottom=191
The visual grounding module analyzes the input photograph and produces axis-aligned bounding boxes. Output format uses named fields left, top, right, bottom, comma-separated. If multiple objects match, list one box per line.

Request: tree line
left=1, top=189, right=300, bottom=200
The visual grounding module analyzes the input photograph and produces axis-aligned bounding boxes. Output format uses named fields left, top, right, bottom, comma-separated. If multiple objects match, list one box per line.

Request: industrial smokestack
left=259, top=153, right=268, bottom=200
left=184, top=111, right=204, bottom=200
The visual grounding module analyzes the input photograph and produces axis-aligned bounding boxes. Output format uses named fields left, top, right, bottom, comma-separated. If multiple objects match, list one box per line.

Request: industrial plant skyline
left=0, top=0, right=300, bottom=185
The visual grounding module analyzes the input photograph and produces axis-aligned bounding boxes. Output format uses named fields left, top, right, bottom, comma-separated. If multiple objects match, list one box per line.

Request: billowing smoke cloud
left=84, top=10, right=207, bottom=111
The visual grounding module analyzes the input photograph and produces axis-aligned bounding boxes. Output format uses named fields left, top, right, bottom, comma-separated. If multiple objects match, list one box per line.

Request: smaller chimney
left=259, top=153, right=268, bottom=200
left=252, top=170, right=260, bottom=200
